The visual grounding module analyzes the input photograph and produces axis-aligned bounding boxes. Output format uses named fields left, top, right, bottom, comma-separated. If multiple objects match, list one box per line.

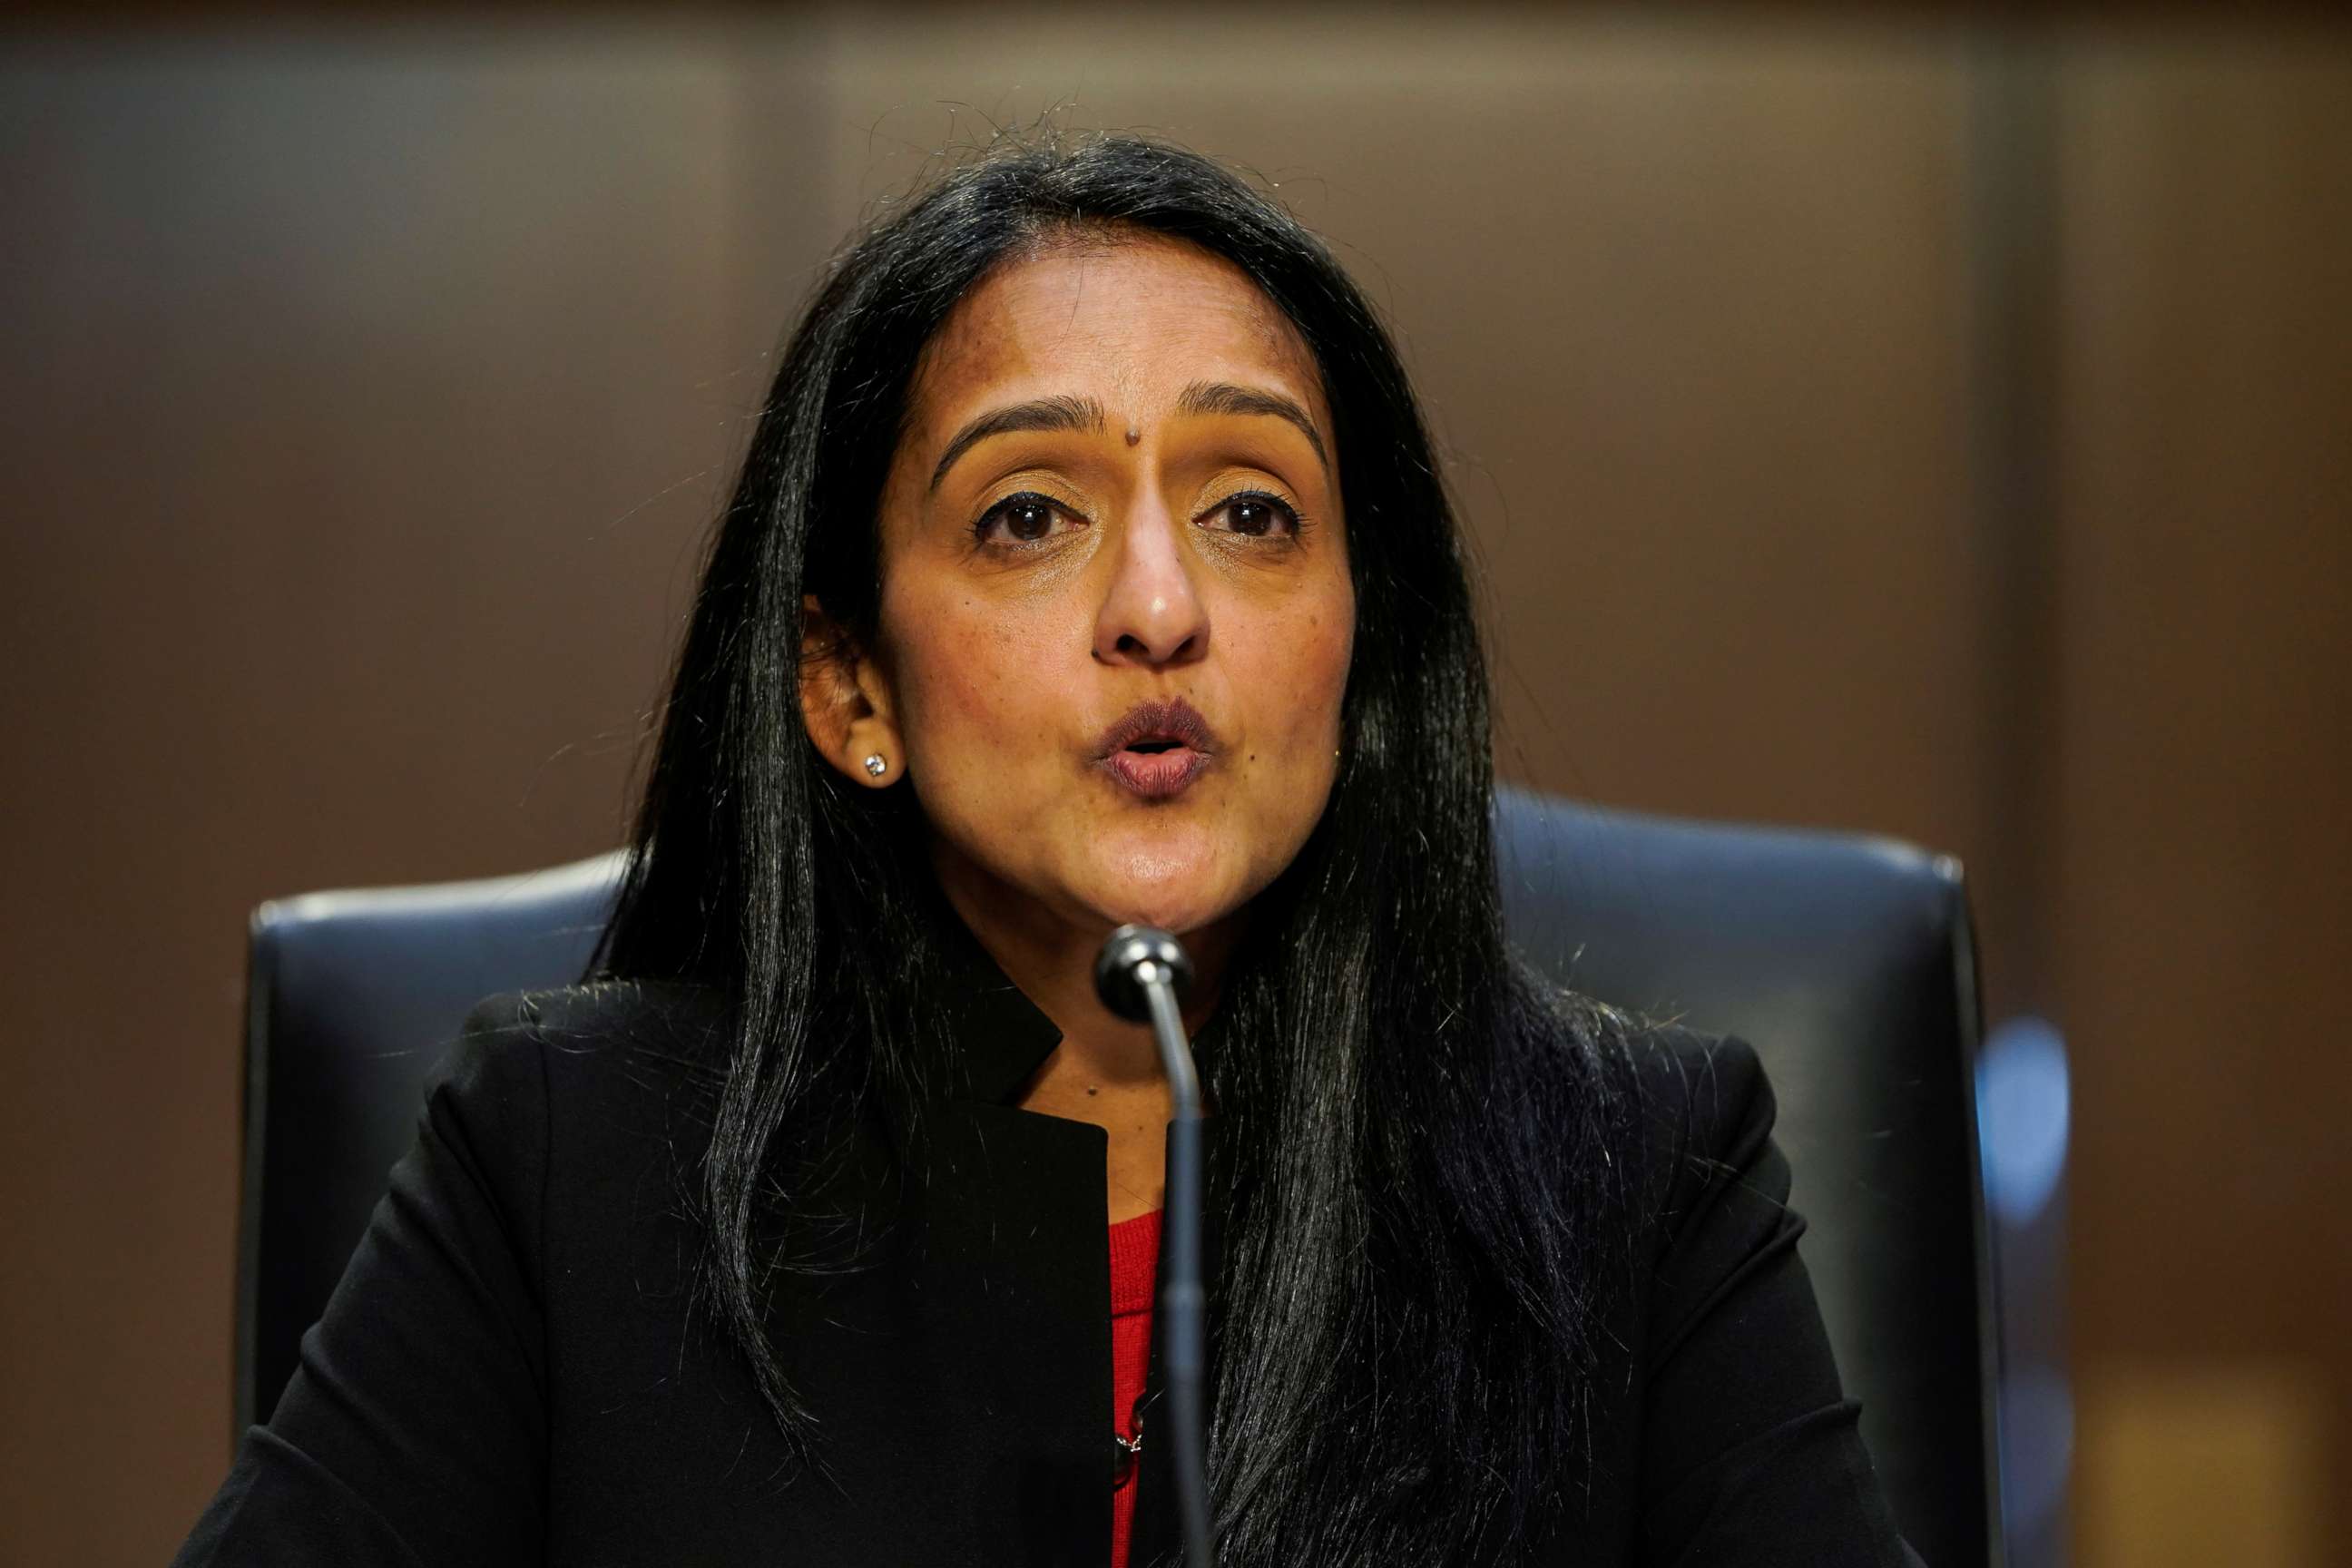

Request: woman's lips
left=1102, top=746, right=1211, bottom=798
left=1095, top=698, right=1217, bottom=800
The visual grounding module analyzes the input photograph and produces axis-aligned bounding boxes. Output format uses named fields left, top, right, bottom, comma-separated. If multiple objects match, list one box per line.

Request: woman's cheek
left=1287, top=608, right=1355, bottom=748
left=898, top=599, right=1024, bottom=748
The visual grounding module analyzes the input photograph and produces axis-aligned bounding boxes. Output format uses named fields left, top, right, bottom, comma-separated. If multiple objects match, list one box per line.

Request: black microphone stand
left=1093, top=925, right=1215, bottom=1568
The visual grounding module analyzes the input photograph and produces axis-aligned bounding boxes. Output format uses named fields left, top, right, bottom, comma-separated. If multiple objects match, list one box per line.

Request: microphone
left=1093, top=925, right=1214, bottom=1568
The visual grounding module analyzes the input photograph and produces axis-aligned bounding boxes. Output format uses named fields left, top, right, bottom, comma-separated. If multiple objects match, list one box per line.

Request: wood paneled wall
left=0, top=13, right=2342, bottom=1563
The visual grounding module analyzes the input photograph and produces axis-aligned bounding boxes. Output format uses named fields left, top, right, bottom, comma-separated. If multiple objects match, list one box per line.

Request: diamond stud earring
left=863, top=754, right=888, bottom=779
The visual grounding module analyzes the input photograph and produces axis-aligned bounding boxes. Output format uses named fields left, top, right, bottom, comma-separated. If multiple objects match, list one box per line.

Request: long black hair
left=590, top=130, right=1636, bottom=1565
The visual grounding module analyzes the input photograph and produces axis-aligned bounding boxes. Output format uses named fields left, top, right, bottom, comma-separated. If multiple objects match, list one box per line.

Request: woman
left=176, top=132, right=1917, bottom=1565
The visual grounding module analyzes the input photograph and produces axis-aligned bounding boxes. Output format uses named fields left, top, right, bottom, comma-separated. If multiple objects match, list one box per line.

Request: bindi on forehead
left=906, top=236, right=1335, bottom=485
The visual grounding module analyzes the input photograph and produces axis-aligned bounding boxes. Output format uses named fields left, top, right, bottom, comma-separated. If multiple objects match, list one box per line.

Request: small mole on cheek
left=1086, top=1084, right=1100, bottom=1096
left=1124, top=426, right=1142, bottom=447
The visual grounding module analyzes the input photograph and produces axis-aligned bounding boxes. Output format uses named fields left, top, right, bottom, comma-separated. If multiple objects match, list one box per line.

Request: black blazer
left=175, top=918, right=1916, bottom=1566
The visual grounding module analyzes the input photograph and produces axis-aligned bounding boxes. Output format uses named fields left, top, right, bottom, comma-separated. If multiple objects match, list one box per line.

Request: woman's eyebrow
left=927, top=394, right=1107, bottom=494
left=1175, top=380, right=1330, bottom=475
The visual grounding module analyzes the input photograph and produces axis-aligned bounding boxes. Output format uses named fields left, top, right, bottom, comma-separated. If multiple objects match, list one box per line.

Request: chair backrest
left=1492, top=788, right=1997, bottom=1567
left=236, top=853, right=626, bottom=1435
left=239, top=785, right=1998, bottom=1564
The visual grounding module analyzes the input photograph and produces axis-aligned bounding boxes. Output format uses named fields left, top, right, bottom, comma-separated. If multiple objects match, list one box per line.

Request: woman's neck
left=931, top=844, right=1234, bottom=1220
left=933, top=848, right=1236, bottom=1084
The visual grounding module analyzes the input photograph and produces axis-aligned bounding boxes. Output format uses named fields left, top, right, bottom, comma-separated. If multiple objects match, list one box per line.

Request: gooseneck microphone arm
left=1093, top=925, right=1215, bottom=1568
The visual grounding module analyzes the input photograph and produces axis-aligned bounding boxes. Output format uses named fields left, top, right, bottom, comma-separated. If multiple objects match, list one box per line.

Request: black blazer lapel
left=904, top=1101, right=1114, bottom=1566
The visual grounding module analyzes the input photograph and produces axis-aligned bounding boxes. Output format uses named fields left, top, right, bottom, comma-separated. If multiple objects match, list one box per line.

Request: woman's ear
left=799, top=595, right=905, bottom=787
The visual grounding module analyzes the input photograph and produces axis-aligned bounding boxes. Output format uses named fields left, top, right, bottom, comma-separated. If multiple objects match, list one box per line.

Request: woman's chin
left=1078, top=839, right=1236, bottom=936
left=1078, top=880, right=1228, bottom=937
left=1096, top=895, right=1225, bottom=938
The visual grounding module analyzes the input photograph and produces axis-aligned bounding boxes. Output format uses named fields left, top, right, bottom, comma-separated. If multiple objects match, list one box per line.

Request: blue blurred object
left=1977, top=1014, right=2072, bottom=1567
left=1979, top=1017, right=2070, bottom=1225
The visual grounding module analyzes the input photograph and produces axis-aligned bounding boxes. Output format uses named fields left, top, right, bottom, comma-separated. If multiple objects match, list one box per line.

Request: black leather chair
left=237, top=785, right=2000, bottom=1565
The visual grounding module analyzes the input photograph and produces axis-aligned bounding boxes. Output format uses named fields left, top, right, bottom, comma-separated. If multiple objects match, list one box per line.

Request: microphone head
left=1093, top=924, right=1194, bottom=1024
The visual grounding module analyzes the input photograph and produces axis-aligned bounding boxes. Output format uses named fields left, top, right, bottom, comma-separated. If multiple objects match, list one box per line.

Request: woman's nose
left=1092, top=498, right=1210, bottom=668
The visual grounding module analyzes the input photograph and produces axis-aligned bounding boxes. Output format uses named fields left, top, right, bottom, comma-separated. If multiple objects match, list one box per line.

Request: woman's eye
left=974, top=492, right=1083, bottom=545
left=1200, top=492, right=1301, bottom=538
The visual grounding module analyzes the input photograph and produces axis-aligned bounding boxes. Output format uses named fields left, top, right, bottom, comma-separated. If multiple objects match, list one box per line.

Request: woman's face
left=815, top=233, right=1354, bottom=949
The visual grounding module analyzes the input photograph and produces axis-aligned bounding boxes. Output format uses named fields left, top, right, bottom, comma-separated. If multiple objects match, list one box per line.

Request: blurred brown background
left=2, top=9, right=2346, bottom=1564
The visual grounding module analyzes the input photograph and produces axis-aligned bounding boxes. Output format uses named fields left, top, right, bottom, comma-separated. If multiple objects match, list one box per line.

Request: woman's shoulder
left=1515, top=966, right=1774, bottom=1136
left=1617, top=1014, right=1780, bottom=1195
left=1511, top=975, right=1788, bottom=1241
left=423, top=977, right=739, bottom=1140
left=400, top=980, right=745, bottom=1278
left=1514, top=993, right=1911, bottom=1560
left=1579, top=1005, right=1808, bottom=1339
left=453, top=975, right=737, bottom=1043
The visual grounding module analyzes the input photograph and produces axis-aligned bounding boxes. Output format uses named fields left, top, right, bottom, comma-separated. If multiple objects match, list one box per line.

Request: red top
left=1107, top=1208, right=1161, bottom=1568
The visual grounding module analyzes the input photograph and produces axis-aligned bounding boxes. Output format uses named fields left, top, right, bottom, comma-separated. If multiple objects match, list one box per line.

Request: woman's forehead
left=906, top=236, right=1328, bottom=436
